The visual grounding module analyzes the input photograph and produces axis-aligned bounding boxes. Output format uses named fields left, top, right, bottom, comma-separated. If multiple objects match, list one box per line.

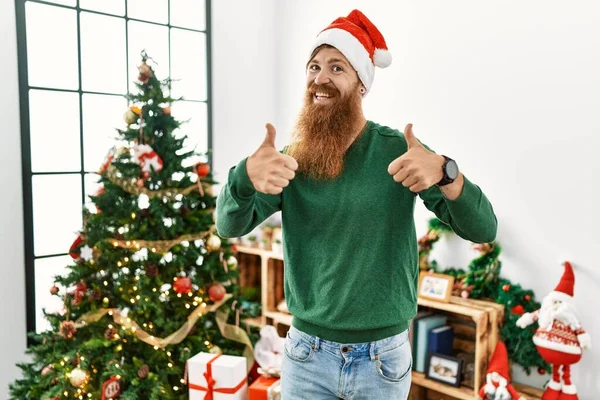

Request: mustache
left=307, top=82, right=340, bottom=97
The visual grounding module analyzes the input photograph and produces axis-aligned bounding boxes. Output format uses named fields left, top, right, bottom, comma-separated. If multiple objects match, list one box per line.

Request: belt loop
left=369, top=341, right=377, bottom=361
left=313, top=336, right=320, bottom=351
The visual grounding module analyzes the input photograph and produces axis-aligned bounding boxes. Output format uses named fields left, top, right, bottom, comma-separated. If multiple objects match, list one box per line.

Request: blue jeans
left=281, top=326, right=412, bottom=399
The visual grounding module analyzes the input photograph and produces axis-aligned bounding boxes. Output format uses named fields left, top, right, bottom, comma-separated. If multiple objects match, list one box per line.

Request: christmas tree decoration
left=40, top=364, right=53, bottom=376
left=49, top=285, right=59, bottom=295
left=208, top=283, right=226, bottom=302
left=9, top=52, right=255, bottom=400
left=173, top=276, right=193, bottom=295
left=516, top=262, right=591, bottom=400
left=69, top=368, right=89, bottom=387
left=478, top=341, right=525, bottom=400
left=196, top=162, right=210, bottom=178
left=137, top=364, right=150, bottom=379
left=162, top=105, right=171, bottom=115
left=209, top=345, right=223, bottom=355
left=206, top=234, right=222, bottom=252
left=123, top=106, right=139, bottom=125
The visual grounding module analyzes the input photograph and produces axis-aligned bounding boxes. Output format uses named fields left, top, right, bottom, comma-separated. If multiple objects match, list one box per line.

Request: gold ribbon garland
left=105, top=164, right=212, bottom=199
left=95, top=226, right=216, bottom=254
left=73, top=293, right=255, bottom=371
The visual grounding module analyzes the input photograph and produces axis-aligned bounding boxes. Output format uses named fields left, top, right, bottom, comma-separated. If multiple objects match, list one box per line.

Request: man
left=216, top=9, right=497, bottom=399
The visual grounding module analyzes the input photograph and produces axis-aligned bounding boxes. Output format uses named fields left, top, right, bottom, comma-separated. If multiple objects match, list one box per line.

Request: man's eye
left=309, top=65, right=319, bottom=71
left=333, top=65, right=343, bottom=72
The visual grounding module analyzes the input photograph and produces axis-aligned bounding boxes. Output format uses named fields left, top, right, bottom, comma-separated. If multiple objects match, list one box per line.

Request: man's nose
left=314, top=70, right=331, bottom=85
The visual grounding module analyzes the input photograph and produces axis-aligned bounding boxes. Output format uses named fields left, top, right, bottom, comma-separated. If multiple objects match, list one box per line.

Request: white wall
left=0, top=0, right=27, bottom=397
left=213, top=0, right=600, bottom=396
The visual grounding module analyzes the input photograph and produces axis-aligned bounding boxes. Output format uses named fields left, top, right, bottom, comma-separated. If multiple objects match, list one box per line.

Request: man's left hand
left=387, top=123, right=444, bottom=192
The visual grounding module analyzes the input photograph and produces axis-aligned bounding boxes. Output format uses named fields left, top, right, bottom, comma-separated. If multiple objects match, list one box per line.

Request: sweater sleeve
left=417, top=174, right=498, bottom=243
left=215, top=157, right=282, bottom=238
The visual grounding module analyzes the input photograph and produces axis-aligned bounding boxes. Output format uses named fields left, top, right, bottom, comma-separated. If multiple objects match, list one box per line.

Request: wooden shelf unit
left=235, top=246, right=543, bottom=400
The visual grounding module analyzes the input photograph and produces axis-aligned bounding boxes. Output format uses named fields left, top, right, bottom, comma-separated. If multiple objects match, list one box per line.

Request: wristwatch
left=437, top=155, right=459, bottom=186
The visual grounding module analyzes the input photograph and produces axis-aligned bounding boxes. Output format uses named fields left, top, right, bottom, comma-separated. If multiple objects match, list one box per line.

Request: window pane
left=84, top=173, right=102, bottom=214
left=128, top=21, right=169, bottom=86
left=35, top=256, right=71, bottom=333
left=33, top=175, right=83, bottom=256
left=83, top=94, right=128, bottom=172
left=29, top=90, right=81, bottom=173
left=81, top=13, right=127, bottom=94
left=37, top=0, right=76, bottom=6
left=171, top=29, right=206, bottom=100
left=171, top=101, right=207, bottom=166
left=127, top=0, right=168, bottom=24
left=26, top=2, right=78, bottom=90
left=80, top=0, right=125, bottom=16
left=170, top=0, right=205, bottom=30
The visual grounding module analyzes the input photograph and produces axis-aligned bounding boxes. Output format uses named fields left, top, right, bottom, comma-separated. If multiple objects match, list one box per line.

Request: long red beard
left=286, top=82, right=363, bottom=180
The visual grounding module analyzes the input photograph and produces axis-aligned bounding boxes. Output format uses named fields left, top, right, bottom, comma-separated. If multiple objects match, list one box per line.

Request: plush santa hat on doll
left=478, top=341, right=525, bottom=400
left=516, top=262, right=591, bottom=400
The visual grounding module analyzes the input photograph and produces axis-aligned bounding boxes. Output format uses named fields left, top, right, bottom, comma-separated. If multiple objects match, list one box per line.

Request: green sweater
left=216, top=121, right=497, bottom=343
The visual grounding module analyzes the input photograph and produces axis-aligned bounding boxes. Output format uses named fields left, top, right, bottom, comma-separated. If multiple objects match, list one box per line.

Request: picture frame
left=418, top=271, right=454, bottom=303
left=425, top=352, right=463, bottom=387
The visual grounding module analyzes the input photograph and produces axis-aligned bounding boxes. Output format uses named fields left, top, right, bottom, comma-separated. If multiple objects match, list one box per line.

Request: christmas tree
left=10, top=52, right=254, bottom=400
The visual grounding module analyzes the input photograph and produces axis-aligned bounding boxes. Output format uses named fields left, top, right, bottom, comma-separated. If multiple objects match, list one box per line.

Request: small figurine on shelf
left=516, top=262, right=591, bottom=400
left=478, top=341, right=525, bottom=400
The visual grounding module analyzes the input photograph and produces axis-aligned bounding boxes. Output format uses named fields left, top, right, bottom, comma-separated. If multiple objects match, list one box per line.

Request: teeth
left=315, top=93, right=331, bottom=98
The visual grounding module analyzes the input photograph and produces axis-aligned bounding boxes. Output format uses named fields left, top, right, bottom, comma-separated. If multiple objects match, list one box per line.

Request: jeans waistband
left=288, top=325, right=409, bottom=361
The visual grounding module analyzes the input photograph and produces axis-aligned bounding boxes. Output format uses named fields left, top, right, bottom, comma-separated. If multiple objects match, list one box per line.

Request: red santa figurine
left=478, top=341, right=525, bottom=400
left=516, top=262, right=591, bottom=400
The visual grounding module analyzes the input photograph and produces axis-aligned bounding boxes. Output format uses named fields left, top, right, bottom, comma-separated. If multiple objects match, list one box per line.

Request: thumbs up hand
left=387, top=123, right=445, bottom=193
left=246, top=123, right=298, bottom=195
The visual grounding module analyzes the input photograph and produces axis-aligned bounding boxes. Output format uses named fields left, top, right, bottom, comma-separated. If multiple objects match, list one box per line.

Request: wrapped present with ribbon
left=249, top=376, right=281, bottom=400
left=187, top=352, right=248, bottom=400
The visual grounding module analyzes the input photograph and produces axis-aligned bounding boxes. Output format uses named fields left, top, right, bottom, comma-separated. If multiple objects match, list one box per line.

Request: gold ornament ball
left=123, top=109, right=137, bottom=125
left=206, top=234, right=221, bottom=251
left=227, top=256, right=238, bottom=270
left=209, top=345, right=222, bottom=355
left=69, top=367, right=88, bottom=387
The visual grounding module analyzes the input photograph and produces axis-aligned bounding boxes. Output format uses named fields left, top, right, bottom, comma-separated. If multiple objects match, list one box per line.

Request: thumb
left=263, top=123, right=277, bottom=148
left=404, top=123, right=421, bottom=149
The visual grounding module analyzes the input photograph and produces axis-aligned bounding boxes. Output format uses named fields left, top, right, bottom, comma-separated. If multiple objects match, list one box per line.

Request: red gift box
left=249, top=376, right=280, bottom=400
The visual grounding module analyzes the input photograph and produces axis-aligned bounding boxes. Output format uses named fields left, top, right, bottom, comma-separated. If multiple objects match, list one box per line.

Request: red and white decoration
left=478, top=341, right=524, bottom=400
left=516, top=262, right=591, bottom=400
left=310, top=9, right=391, bottom=95
left=187, top=352, right=248, bottom=400
left=133, top=144, right=163, bottom=179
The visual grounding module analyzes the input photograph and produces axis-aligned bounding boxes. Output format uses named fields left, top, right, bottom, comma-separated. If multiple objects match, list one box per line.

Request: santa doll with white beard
left=478, top=341, right=526, bottom=400
left=516, top=262, right=591, bottom=400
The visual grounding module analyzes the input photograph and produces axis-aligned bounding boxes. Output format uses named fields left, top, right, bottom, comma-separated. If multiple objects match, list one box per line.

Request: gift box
left=249, top=376, right=280, bottom=400
left=187, top=352, right=248, bottom=400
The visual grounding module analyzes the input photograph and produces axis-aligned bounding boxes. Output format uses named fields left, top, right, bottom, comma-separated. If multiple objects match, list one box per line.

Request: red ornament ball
left=208, top=283, right=226, bottom=302
left=525, top=294, right=531, bottom=301
left=196, top=163, right=210, bottom=178
left=173, top=277, right=192, bottom=295
left=511, top=305, right=525, bottom=315
left=538, top=367, right=546, bottom=375
left=502, top=284, right=510, bottom=292
left=50, top=285, right=59, bottom=295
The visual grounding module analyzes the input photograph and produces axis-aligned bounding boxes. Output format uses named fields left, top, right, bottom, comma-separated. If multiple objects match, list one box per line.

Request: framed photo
left=418, top=272, right=454, bottom=303
left=425, top=352, right=463, bottom=387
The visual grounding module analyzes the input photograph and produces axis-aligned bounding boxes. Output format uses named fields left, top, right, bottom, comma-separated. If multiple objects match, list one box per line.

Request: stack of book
left=409, top=311, right=455, bottom=373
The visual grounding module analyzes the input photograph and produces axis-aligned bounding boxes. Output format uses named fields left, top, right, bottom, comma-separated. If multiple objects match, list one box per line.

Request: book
left=427, top=325, right=454, bottom=356
left=414, top=315, right=448, bottom=372
left=409, top=311, right=433, bottom=364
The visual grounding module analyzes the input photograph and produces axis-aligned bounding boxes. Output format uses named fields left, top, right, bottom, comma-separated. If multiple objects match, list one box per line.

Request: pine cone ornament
left=104, top=327, right=118, bottom=341
left=59, top=321, right=77, bottom=339
left=137, top=364, right=150, bottom=379
left=89, top=289, right=102, bottom=301
left=145, top=263, right=159, bottom=278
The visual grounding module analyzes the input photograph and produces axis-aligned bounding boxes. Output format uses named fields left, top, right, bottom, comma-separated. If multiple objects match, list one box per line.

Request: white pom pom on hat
left=309, top=9, right=392, bottom=95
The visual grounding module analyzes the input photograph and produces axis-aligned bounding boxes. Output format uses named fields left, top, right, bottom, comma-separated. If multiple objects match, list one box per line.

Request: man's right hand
left=246, top=123, right=298, bottom=195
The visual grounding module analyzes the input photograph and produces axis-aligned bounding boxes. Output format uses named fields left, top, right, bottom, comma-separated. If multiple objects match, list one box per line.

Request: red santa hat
left=487, top=341, right=510, bottom=381
left=548, top=261, right=575, bottom=302
left=309, top=9, right=391, bottom=94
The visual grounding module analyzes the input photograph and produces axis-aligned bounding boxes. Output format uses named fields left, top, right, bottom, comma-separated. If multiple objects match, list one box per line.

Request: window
left=14, top=0, right=212, bottom=334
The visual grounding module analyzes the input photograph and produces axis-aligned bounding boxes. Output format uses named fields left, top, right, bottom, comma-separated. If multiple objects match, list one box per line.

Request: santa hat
left=547, top=261, right=575, bottom=302
left=309, top=9, right=391, bottom=94
left=487, top=341, right=510, bottom=381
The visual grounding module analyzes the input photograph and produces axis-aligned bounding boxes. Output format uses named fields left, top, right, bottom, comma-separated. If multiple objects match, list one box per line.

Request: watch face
left=446, top=160, right=459, bottom=180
